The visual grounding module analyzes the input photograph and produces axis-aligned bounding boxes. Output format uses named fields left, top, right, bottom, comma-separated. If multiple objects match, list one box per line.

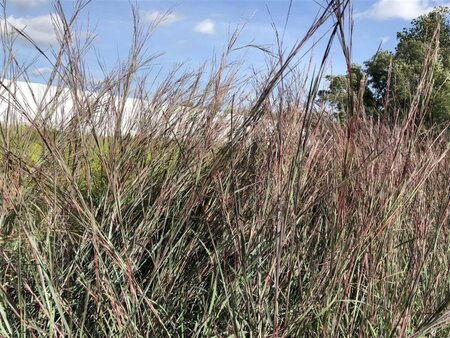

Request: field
left=0, top=1, right=449, bottom=337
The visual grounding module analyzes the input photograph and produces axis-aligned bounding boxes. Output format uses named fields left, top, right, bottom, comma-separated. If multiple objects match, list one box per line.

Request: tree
left=319, top=64, right=377, bottom=121
left=321, top=7, right=450, bottom=126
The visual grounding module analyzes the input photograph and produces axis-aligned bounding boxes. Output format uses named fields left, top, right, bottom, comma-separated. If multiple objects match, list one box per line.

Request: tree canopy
left=319, top=7, right=450, bottom=126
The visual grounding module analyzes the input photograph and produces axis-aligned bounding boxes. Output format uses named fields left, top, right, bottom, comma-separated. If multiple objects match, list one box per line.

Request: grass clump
left=0, top=0, right=449, bottom=337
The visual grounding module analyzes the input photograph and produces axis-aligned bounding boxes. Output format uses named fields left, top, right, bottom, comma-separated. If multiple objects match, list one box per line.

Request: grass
left=0, top=0, right=449, bottom=337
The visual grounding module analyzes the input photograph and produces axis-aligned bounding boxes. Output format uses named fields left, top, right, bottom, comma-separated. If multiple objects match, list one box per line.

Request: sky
left=1, top=0, right=450, bottom=84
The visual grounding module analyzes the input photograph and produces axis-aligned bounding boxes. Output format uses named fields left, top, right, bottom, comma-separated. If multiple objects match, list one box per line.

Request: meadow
left=0, top=1, right=449, bottom=337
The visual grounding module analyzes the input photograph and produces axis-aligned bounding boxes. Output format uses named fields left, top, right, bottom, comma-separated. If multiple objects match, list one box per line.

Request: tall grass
left=0, top=0, right=449, bottom=337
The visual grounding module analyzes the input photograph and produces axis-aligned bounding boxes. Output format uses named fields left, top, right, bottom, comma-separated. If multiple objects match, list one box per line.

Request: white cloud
left=32, top=67, right=52, bottom=76
left=381, top=36, right=390, bottom=44
left=143, top=10, right=182, bottom=26
left=8, top=0, right=48, bottom=9
left=1, top=14, right=58, bottom=46
left=194, top=19, right=216, bottom=35
left=359, top=0, right=449, bottom=20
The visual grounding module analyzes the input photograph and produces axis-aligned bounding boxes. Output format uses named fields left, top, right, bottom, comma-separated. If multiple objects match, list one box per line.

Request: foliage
left=321, top=7, right=450, bottom=126
left=319, top=64, right=377, bottom=121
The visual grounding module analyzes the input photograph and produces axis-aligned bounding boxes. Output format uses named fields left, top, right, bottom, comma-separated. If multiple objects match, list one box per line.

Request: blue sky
left=2, top=0, right=449, bottom=83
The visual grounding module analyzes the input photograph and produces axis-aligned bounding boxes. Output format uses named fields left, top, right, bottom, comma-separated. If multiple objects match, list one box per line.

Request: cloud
left=194, top=19, right=216, bottom=35
left=381, top=36, right=390, bottom=44
left=8, top=0, right=48, bottom=9
left=32, top=67, right=52, bottom=76
left=358, top=0, right=448, bottom=20
left=143, top=10, right=182, bottom=26
left=1, top=14, right=58, bottom=46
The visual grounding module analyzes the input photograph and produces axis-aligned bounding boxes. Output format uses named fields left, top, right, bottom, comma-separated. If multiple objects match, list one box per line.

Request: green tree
left=319, top=64, right=376, bottom=121
left=321, top=7, right=450, bottom=126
